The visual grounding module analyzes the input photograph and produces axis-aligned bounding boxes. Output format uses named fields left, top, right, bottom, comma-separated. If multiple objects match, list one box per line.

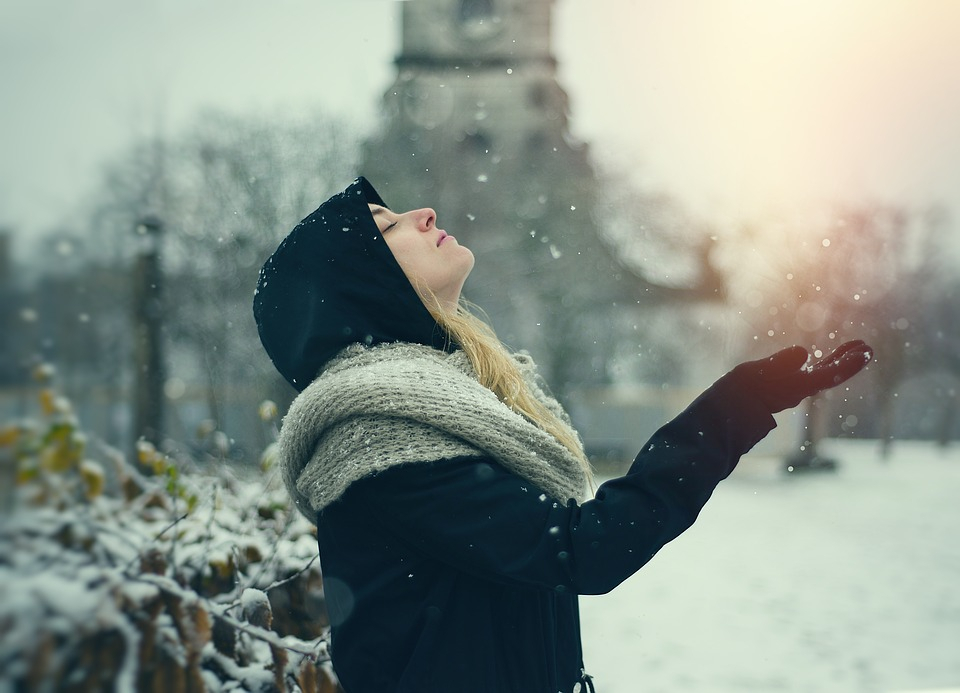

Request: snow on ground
left=580, top=440, right=960, bottom=693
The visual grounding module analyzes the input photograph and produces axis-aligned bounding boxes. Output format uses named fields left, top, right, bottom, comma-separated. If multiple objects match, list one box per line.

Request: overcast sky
left=3, top=0, right=960, bottom=252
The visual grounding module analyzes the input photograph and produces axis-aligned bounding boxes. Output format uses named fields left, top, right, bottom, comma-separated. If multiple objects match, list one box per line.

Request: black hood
left=253, top=177, right=448, bottom=391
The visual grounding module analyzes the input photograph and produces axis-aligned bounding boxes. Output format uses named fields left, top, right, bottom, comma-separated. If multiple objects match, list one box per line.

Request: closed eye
left=369, top=204, right=397, bottom=234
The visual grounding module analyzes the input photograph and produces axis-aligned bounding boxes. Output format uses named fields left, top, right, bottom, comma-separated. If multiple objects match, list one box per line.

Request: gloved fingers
left=815, top=339, right=870, bottom=365
left=806, top=341, right=874, bottom=391
left=726, top=340, right=873, bottom=415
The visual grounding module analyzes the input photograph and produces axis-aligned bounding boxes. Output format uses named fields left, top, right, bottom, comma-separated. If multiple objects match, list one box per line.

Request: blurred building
left=362, top=0, right=609, bottom=390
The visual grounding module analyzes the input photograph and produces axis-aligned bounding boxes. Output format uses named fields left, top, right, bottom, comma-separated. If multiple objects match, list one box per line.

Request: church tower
left=362, top=0, right=593, bottom=228
left=362, top=0, right=616, bottom=392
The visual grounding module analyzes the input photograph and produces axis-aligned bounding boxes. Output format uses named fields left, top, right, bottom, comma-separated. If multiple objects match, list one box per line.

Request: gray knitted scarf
left=278, top=342, right=587, bottom=521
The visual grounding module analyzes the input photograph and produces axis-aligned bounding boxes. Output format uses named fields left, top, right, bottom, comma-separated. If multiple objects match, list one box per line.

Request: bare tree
left=158, top=110, right=359, bottom=440
left=29, top=108, right=359, bottom=457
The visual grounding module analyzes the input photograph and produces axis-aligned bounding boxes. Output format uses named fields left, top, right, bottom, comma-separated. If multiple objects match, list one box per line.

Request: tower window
left=457, top=0, right=501, bottom=39
left=459, top=0, right=495, bottom=23
left=460, top=131, right=492, bottom=156
left=529, top=84, right=548, bottom=109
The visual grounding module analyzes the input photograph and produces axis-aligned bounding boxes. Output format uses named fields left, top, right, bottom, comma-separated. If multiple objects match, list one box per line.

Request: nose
left=413, top=208, right=437, bottom=232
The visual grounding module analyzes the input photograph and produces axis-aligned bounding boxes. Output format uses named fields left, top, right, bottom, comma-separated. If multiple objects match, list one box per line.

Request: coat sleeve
left=341, top=374, right=777, bottom=596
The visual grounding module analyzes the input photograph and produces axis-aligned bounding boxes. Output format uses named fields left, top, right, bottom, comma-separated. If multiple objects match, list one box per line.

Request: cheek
left=385, top=239, right=427, bottom=281
left=384, top=237, right=413, bottom=265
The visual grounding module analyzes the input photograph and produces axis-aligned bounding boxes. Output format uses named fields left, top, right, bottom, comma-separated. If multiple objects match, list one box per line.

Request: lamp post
left=132, top=215, right=165, bottom=459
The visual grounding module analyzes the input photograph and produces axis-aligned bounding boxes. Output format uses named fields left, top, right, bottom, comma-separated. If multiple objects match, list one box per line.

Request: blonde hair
left=426, top=298, right=595, bottom=490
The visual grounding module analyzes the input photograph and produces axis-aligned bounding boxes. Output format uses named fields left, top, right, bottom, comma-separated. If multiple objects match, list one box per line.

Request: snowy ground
left=579, top=440, right=960, bottom=693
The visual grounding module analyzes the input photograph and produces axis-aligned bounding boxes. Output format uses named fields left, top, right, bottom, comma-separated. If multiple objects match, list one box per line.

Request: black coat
left=317, top=374, right=775, bottom=692
left=254, top=178, right=779, bottom=691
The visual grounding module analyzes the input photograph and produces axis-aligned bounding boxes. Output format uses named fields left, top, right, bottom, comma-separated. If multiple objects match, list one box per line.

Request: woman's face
left=369, top=204, right=475, bottom=311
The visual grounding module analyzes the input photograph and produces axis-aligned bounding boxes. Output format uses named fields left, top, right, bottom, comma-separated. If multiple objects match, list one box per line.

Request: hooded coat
left=254, top=178, right=777, bottom=693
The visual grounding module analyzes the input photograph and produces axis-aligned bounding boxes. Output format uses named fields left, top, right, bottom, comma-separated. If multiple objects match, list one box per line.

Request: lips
left=437, top=231, right=448, bottom=246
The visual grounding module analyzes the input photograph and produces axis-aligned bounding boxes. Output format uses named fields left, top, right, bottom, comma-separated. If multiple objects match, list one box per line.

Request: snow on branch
left=0, top=369, right=339, bottom=692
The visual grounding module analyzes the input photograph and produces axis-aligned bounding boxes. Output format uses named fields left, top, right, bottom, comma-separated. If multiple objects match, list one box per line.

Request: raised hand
left=732, top=340, right=874, bottom=414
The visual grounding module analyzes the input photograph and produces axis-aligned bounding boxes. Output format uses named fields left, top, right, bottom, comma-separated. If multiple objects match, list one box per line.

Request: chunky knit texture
left=278, top=342, right=587, bottom=520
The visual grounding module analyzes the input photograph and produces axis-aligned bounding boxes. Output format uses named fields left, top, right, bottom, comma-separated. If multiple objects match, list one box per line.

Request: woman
left=253, top=177, right=872, bottom=693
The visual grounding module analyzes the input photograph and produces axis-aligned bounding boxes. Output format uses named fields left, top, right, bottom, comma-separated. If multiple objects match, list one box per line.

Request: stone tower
left=361, top=0, right=721, bottom=393
left=362, top=0, right=618, bottom=392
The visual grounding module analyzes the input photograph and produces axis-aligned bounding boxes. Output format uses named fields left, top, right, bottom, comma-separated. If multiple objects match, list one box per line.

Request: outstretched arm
left=348, top=341, right=873, bottom=594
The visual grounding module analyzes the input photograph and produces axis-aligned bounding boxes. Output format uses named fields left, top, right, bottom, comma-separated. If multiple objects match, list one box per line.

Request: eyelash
left=384, top=222, right=397, bottom=232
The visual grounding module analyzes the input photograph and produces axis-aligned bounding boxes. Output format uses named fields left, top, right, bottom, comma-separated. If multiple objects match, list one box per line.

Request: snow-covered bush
left=0, top=366, right=338, bottom=692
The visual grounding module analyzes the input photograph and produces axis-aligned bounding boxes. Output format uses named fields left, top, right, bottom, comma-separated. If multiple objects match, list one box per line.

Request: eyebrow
left=369, top=205, right=388, bottom=217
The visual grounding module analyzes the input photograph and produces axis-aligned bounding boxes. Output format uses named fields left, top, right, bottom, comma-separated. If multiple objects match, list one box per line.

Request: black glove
left=732, top=340, right=874, bottom=414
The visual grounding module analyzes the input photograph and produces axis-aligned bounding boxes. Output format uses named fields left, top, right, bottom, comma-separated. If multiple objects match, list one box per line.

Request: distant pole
left=0, top=230, right=15, bottom=387
left=132, top=215, right=165, bottom=459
